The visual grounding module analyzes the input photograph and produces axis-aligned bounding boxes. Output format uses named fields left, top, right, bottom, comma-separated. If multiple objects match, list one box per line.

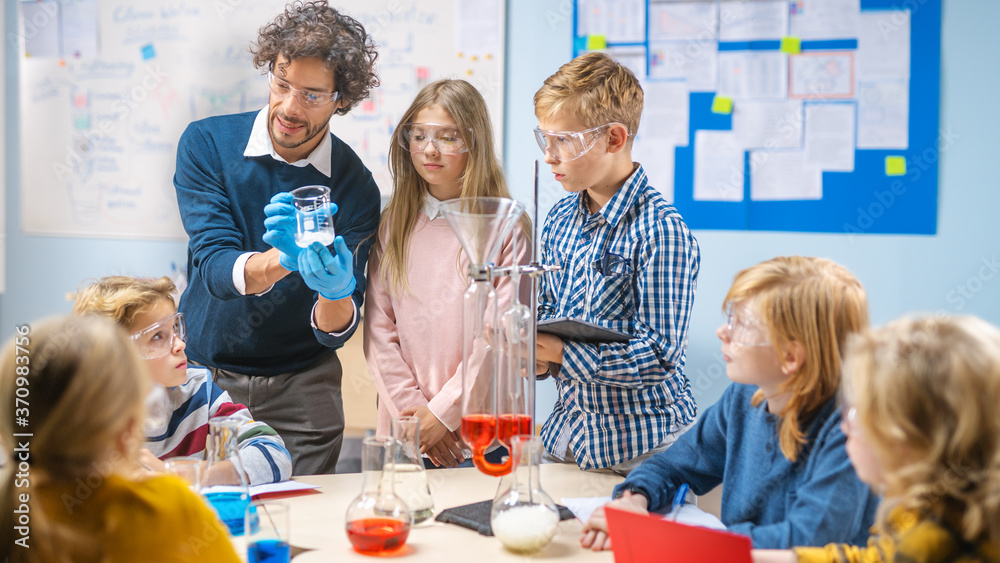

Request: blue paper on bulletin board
left=573, top=0, right=941, bottom=235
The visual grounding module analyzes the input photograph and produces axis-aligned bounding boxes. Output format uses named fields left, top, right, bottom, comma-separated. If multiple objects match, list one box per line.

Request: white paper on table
left=805, top=102, right=856, bottom=172
left=663, top=504, right=728, bottom=531
left=789, top=52, right=855, bottom=99
left=650, top=40, right=718, bottom=92
left=605, top=46, right=648, bottom=79
left=649, top=1, right=719, bottom=41
left=732, top=100, right=803, bottom=149
left=638, top=79, right=690, bottom=147
left=633, top=140, right=676, bottom=203
left=563, top=496, right=613, bottom=524
left=249, top=481, right=321, bottom=498
left=790, top=0, right=860, bottom=40
left=718, top=0, right=788, bottom=41
left=695, top=130, right=745, bottom=202
left=750, top=150, right=822, bottom=201
left=455, top=0, right=501, bottom=58
left=577, top=0, right=646, bottom=43
left=718, top=51, right=788, bottom=99
left=21, top=1, right=61, bottom=58
left=856, top=80, right=909, bottom=149
left=858, top=10, right=911, bottom=81
left=60, top=0, right=99, bottom=59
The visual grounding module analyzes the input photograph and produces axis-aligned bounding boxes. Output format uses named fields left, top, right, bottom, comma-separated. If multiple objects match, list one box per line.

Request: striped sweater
left=145, top=367, right=292, bottom=485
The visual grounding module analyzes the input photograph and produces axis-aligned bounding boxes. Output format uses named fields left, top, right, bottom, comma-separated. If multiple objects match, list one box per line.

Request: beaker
left=291, top=185, right=335, bottom=247
left=391, top=416, right=434, bottom=524
left=491, top=435, right=559, bottom=554
left=202, top=415, right=251, bottom=536
left=345, top=436, right=412, bottom=555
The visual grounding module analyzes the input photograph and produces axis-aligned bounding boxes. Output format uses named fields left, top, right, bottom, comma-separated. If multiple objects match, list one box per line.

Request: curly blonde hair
left=844, top=315, right=1000, bottom=546
left=724, top=256, right=869, bottom=462
left=72, top=276, right=177, bottom=331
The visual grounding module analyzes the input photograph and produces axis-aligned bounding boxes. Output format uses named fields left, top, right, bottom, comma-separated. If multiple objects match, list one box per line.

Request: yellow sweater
left=796, top=507, right=1000, bottom=563
left=36, top=474, right=240, bottom=562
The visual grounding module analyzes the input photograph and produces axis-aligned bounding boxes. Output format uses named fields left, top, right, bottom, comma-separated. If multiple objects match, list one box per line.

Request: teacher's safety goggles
left=398, top=123, right=472, bottom=154
left=724, top=303, right=770, bottom=347
left=533, top=123, right=626, bottom=161
left=130, top=312, right=186, bottom=360
left=267, top=72, right=340, bottom=109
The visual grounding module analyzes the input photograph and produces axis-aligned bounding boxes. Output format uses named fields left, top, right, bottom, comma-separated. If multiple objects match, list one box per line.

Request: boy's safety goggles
left=532, top=122, right=625, bottom=161
left=724, top=303, right=770, bottom=347
left=398, top=123, right=472, bottom=154
left=130, top=312, right=186, bottom=360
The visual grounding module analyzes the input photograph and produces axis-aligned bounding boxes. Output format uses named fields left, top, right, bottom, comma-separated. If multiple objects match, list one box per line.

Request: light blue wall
left=4, top=2, right=999, bottom=421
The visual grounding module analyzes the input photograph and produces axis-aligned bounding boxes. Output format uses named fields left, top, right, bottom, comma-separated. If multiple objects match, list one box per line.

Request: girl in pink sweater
left=364, top=79, right=530, bottom=467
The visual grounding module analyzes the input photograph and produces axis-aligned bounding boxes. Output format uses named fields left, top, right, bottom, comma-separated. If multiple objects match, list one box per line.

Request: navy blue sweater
left=614, top=383, right=878, bottom=548
left=174, top=111, right=380, bottom=376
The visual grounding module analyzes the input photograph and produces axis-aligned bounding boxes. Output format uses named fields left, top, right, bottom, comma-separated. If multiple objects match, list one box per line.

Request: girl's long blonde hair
left=0, top=315, right=149, bottom=562
left=377, top=78, right=530, bottom=295
left=724, top=256, right=869, bottom=462
left=844, top=315, right=1000, bottom=546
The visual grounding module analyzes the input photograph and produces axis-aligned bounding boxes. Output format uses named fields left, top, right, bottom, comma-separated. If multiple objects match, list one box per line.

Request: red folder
left=605, top=507, right=752, bottom=563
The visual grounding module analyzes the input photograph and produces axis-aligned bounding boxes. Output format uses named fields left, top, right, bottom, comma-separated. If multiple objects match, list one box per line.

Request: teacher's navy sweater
left=614, top=383, right=878, bottom=548
left=174, top=111, right=380, bottom=376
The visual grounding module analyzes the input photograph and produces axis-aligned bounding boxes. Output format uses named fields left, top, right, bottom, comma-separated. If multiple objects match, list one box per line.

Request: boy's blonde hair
left=533, top=52, right=642, bottom=148
left=72, top=276, right=177, bottom=330
left=0, top=315, right=149, bottom=561
left=724, top=256, right=869, bottom=462
left=378, top=79, right=529, bottom=295
left=844, top=315, right=1000, bottom=546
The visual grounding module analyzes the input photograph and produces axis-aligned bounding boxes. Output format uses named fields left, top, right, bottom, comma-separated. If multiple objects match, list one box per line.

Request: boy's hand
left=751, top=550, right=797, bottom=563
left=580, top=491, right=649, bottom=551
left=137, top=448, right=166, bottom=474
left=536, top=332, right=565, bottom=365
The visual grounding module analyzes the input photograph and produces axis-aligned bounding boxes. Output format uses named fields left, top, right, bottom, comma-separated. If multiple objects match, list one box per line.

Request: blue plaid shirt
left=538, top=164, right=700, bottom=470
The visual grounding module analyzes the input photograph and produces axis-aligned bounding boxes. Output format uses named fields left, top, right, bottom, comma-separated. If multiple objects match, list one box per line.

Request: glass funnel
left=440, top=197, right=526, bottom=477
left=491, top=435, right=559, bottom=554
left=345, top=436, right=412, bottom=555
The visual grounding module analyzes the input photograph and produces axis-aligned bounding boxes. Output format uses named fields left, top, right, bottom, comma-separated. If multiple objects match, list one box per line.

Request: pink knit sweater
left=363, top=212, right=530, bottom=436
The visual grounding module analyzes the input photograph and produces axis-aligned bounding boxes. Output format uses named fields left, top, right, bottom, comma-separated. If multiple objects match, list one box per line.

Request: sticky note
left=573, top=36, right=588, bottom=52
left=711, top=95, right=733, bottom=114
left=586, top=34, right=607, bottom=50
left=781, top=37, right=801, bottom=54
left=141, top=43, right=156, bottom=60
left=885, top=156, right=906, bottom=176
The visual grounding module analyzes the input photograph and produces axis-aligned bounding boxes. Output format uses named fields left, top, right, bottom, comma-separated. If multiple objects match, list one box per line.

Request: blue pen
left=670, top=483, right=690, bottom=520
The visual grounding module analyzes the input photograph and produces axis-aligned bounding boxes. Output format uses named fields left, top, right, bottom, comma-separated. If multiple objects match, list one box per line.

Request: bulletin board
left=572, top=0, right=940, bottom=235
left=17, top=0, right=505, bottom=239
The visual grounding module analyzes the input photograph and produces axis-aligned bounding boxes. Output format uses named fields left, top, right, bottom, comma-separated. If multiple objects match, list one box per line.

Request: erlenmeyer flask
left=391, top=416, right=434, bottom=524
left=345, top=436, right=412, bottom=555
left=202, top=415, right=251, bottom=535
left=490, top=435, right=559, bottom=554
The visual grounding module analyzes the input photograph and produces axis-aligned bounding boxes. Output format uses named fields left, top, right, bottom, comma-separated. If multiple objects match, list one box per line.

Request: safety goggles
left=533, top=123, right=623, bottom=161
left=130, top=312, right=186, bottom=360
left=724, top=303, right=770, bottom=347
left=267, top=71, right=340, bottom=109
left=398, top=122, right=472, bottom=154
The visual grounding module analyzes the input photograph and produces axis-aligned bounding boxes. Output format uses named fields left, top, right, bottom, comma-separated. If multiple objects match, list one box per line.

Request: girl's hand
left=400, top=406, right=449, bottom=452
left=580, top=492, right=649, bottom=551
left=426, top=432, right=467, bottom=468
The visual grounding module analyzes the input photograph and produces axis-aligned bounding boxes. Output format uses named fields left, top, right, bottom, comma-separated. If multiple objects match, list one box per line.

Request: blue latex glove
left=263, top=192, right=300, bottom=271
left=298, top=238, right=356, bottom=301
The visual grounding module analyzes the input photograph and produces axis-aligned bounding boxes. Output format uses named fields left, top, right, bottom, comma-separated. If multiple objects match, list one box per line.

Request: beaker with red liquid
left=344, top=437, right=411, bottom=555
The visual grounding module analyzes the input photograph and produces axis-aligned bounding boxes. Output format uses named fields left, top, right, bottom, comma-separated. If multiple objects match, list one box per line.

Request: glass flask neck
left=207, top=416, right=241, bottom=462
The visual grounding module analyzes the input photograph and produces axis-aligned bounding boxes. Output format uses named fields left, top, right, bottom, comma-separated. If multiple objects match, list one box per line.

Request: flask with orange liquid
left=344, top=436, right=412, bottom=555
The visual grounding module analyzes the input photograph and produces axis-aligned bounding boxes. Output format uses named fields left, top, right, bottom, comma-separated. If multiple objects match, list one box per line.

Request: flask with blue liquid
left=202, top=415, right=250, bottom=536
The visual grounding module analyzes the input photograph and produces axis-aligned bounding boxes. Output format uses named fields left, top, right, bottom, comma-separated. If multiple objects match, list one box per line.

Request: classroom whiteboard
left=572, top=0, right=940, bottom=235
left=18, top=0, right=505, bottom=239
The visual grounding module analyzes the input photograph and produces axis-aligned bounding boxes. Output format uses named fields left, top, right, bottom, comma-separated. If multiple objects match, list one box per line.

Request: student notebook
left=537, top=318, right=631, bottom=343
left=605, top=507, right=752, bottom=563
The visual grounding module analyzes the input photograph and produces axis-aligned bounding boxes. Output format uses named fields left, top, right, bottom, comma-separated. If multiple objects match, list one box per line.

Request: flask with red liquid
left=345, top=436, right=412, bottom=555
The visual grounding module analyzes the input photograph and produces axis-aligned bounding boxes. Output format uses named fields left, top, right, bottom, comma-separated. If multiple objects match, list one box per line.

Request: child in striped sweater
left=74, top=275, right=292, bottom=485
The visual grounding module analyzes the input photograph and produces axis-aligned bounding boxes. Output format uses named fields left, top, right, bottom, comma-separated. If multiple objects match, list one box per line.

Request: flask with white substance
left=490, top=435, right=560, bottom=554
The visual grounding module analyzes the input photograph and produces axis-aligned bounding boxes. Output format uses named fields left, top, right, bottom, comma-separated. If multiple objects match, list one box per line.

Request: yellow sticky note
left=781, top=37, right=801, bottom=54
left=586, top=34, right=607, bottom=50
left=711, top=95, right=733, bottom=114
left=885, top=156, right=907, bottom=176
